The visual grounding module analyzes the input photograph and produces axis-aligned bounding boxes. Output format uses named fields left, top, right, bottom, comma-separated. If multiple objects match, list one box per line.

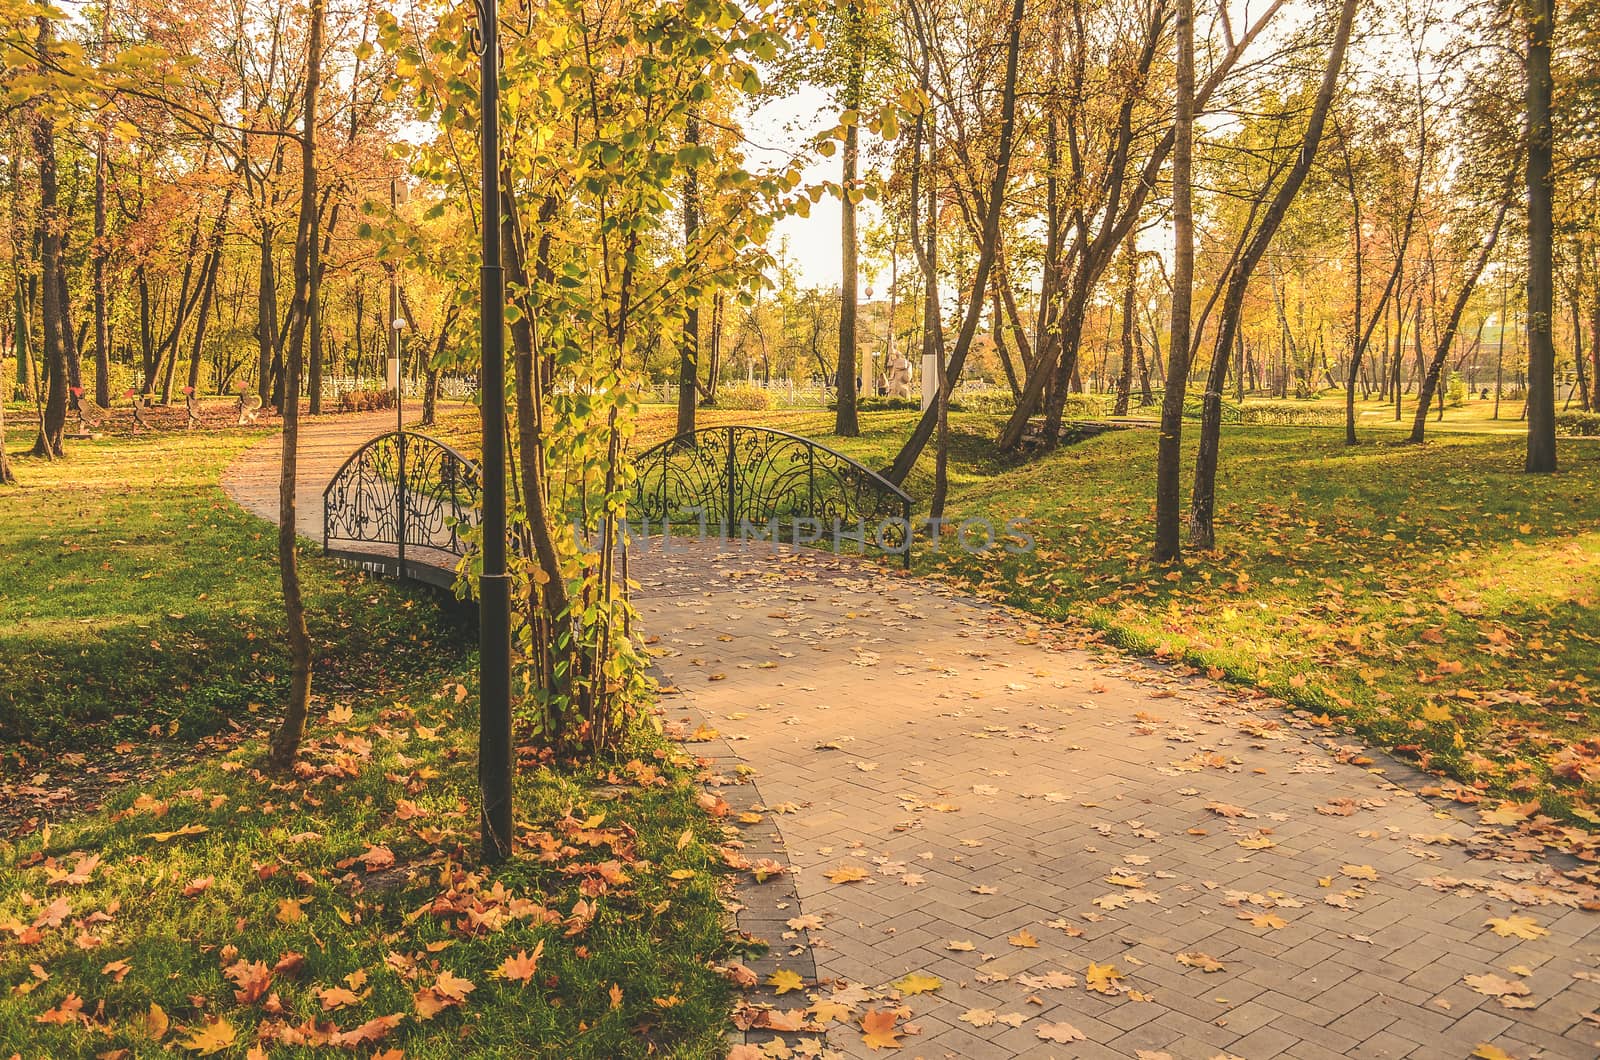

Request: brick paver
left=226, top=429, right=1600, bottom=1060
left=632, top=540, right=1600, bottom=1060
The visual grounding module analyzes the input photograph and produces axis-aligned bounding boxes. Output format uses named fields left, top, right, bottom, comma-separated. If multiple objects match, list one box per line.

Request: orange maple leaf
left=860, top=1008, right=904, bottom=1050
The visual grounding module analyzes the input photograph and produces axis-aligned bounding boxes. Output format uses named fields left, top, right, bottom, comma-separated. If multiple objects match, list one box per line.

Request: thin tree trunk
left=677, top=111, right=700, bottom=439
left=1188, top=0, right=1357, bottom=549
left=28, top=18, right=66, bottom=460
left=1524, top=0, right=1557, bottom=472
left=268, top=0, right=323, bottom=768
left=1154, top=0, right=1196, bottom=561
left=835, top=5, right=864, bottom=439
left=1411, top=192, right=1511, bottom=442
left=1114, top=234, right=1137, bottom=417
left=885, top=0, right=1024, bottom=483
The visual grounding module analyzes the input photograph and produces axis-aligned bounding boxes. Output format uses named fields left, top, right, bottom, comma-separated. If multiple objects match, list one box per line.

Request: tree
left=676, top=110, right=700, bottom=439
left=1154, top=0, right=1195, bottom=562
left=1188, top=0, right=1359, bottom=550
left=830, top=0, right=880, bottom=438
left=883, top=0, right=1024, bottom=484
left=1524, top=0, right=1557, bottom=472
left=268, top=0, right=323, bottom=767
left=26, top=17, right=67, bottom=460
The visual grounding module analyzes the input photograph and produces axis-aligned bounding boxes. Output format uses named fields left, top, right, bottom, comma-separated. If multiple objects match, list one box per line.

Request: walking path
left=224, top=418, right=1600, bottom=1060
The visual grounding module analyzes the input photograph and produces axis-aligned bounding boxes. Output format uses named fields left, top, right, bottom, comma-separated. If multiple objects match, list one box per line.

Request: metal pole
left=475, top=0, right=513, bottom=864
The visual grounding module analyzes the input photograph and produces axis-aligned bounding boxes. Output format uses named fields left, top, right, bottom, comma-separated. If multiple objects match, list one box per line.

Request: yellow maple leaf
left=1484, top=915, right=1547, bottom=940
left=180, top=1016, right=237, bottom=1055
left=1085, top=962, right=1124, bottom=995
left=1471, top=1045, right=1517, bottom=1060
left=892, top=971, right=942, bottom=995
left=765, top=968, right=805, bottom=994
left=1007, top=928, right=1039, bottom=948
left=806, top=998, right=854, bottom=1023
left=823, top=864, right=870, bottom=883
left=1341, top=864, right=1378, bottom=881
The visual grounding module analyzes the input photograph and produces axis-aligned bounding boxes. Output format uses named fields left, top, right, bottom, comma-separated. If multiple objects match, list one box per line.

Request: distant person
left=1480, top=388, right=1489, bottom=400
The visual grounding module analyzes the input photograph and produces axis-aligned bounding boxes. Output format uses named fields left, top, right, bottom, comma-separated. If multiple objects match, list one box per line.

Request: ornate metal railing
left=322, top=432, right=480, bottom=584
left=631, top=426, right=915, bottom=567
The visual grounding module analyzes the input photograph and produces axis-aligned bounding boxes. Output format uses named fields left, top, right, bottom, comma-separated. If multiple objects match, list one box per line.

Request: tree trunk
left=1188, top=0, right=1357, bottom=550
left=269, top=0, right=323, bottom=769
left=677, top=111, right=700, bottom=439
left=93, top=121, right=110, bottom=408
left=257, top=226, right=277, bottom=406
left=1524, top=0, right=1557, bottom=472
left=1154, top=0, right=1196, bottom=561
left=28, top=19, right=67, bottom=460
left=1114, top=235, right=1137, bottom=417
left=884, top=0, right=1024, bottom=483
left=504, top=188, right=571, bottom=633
left=1411, top=194, right=1511, bottom=442
left=835, top=11, right=863, bottom=439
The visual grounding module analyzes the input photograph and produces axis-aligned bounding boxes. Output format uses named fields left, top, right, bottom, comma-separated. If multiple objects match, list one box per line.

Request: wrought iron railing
left=322, top=431, right=480, bottom=583
left=323, top=426, right=915, bottom=582
left=631, top=426, right=915, bottom=567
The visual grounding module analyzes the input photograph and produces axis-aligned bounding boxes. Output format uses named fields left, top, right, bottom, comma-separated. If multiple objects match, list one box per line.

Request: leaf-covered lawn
left=0, top=424, right=738, bottom=1057
left=635, top=407, right=1600, bottom=824
left=0, top=425, right=469, bottom=754
left=0, top=675, right=736, bottom=1058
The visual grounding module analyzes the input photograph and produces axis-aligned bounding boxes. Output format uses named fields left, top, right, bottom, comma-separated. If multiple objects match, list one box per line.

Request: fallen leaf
left=860, top=1008, right=904, bottom=1050
left=1036, top=1021, right=1085, bottom=1043
left=892, top=972, right=942, bottom=996
left=1484, top=915, right=1547, bottom=940
left=766, top=969, right=805, bottom=995
left=180, top=1017, right=237, bottom=1055
left=495, top=943, right=545, bottom=985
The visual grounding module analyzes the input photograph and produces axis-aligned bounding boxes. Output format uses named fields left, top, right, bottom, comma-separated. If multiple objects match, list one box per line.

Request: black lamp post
left=472, top=0, right=513, bottom=864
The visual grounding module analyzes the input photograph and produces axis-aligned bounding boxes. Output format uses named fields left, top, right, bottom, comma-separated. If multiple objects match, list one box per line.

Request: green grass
left=0, top=421, right=738, bottom=1057
left=0, top=424, right=469, bottom=754
left=635, top=405, right=1600, bottom=822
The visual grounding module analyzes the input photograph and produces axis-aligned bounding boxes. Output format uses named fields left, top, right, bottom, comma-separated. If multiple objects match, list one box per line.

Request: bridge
left=314, top=422, right=914, bottom=589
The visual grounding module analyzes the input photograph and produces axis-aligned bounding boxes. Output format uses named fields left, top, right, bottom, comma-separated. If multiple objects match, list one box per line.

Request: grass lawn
left=0, top=421, right=738, bottom=1058
left=633, top=404, right=1600, bottom=824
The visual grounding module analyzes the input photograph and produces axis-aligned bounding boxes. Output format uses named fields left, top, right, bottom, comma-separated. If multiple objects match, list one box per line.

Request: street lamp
left=471, top=0, right=513, bottom=864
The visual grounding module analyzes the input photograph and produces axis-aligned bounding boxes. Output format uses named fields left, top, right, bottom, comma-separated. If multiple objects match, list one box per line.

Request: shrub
left=716, top=384, right=772, bottom=411
left=1555, top=411, right=1600, bottom=436
left=1446, top=377, right=1467, bottom=407
left=337, top=388, right=395, bottom=412
left=1236, top=401, right=1344, bottom=427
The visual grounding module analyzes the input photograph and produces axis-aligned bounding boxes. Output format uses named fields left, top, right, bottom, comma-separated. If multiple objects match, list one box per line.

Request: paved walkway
left=223, top=420, right=1600, bottom=1060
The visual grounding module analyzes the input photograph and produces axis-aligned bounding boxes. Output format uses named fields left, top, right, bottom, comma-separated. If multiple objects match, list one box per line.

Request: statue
left=886, top=351, right=913, bottom=399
